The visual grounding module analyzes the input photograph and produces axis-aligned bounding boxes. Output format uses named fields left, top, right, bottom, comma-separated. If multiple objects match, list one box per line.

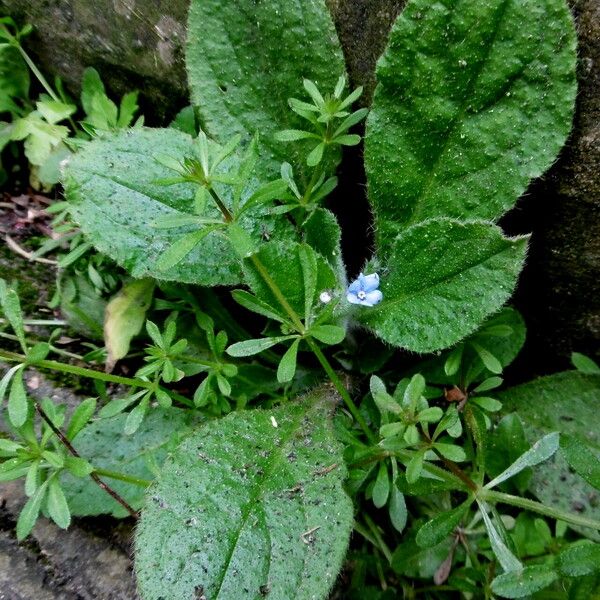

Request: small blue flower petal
left=362, top=273, right=380, bottom=293
left=347, top=277, right=362, bottom=294
left=347, top=291, right=362, bottom=304
left=364, top=289, right=383, bottom=306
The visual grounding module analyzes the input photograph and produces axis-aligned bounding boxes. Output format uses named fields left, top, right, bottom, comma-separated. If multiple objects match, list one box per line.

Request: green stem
left=0, top=348, right=154, bottom=389
left=364, top=513, right=393, bottom=564
left=208, top=187, right=233, bottom=222
left=481, top=489, right=600, bottom=531
left=15, top=45, right=60, bottom=102
left=249, top=254, right=305, bottom=333
left=94, top=467, right=151, bottom=488
left=306, top=337, right=376, bottom=444
left=0, top=331, right=85, bottom=361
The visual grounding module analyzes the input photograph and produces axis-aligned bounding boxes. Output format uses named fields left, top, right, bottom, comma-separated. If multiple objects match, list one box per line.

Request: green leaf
left=571, top=352, right=600, bottom=375
left=156, top=227, right=219, bottom=272
left=11, top=114, right=69, bottom=166
left=299, top=243, right=318, bottom=322
left=124, top=395, right=149, bottom=435
left=491, top=565, right=558, bottom=598
left=104, top=279, right=154, bottom=371
left=66, top=398, right=97, bottom=441
left=243, top=241, right=336, bottom=322
left=36, top=99, right=76, bottom=125
left=0, top=44, right=29, bottom=108
left=81, top=67, right=106, bottom=115
left=135, top=390, right=353, bottom=600
left=307, top=142, right=325, bottom=167
left=434, top=443, right=467, bottom=462
left=64, top=455, right=93, bottom=477
left=416, top=499, right=470, bottom=548
left=485, top=432, right=559, bottom=489
left=477, top=500, right=522, bottom=572
left=47, top=477, right=71, bottom=529
left=370, top=375, right=402, bottom=416
left=303, top=208, right=345, bottom=282
left=226, top=335, right=296, bottom=358
left=472, top=342, right=503, bottom=374
left=186, top=0, right=345, bottom=182
left=277, top=338, right=300, bottom=383
left=63, top=128, right=295, bottom=285
left=498, top=372, right=600, bottom=539
left=16, top=481, right=47, bottom=540
left=388, top=485, right=407, bottom=533
left=118, top=91, right=139, bottom=128
left=557, top=541, right=600, bottom=577
left=372, top=463, right=390, bottom=508
left=0, top=280, right=26, bottom=351
left=61, top=408, right=193, bottom=517
left=365, top=0, right=577, bottom=246
left=406, top=451, right=425, bottom=484
left=560, top=434, right=600, bottom=491
left=487, top=413, right=532, bottom=494
left=231, top=289, right=285, bottom=323
left=359, top=219, right=527, bottom=353
left=8, top=367, right=28, bottom=428
left=310, top=325, right=346, bottom=346
left=0, top=364, right=21, bottom=407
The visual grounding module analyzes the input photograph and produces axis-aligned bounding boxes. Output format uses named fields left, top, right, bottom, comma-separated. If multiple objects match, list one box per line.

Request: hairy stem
left=306, top=337, right=376, bottom=444
left=249, top=255, right=306, bottom=333
left=35, top=403, right=138, bottom=518
left=0, top=348, right=154, bottom=388
left=481, top=489, right=600, bottom=531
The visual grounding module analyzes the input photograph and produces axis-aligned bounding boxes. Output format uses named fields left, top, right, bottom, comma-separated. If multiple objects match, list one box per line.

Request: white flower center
left=357, top=290, right=367, bottom=300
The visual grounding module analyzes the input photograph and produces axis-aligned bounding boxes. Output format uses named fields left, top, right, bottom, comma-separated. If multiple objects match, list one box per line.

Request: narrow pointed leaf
left=485, top=432, right=559, bottom=489
left=47, top=477, right=71, bottom=529
left=276, top=338, right=300, bottom=383
left=491, top=565, right=558, bottom=598
left=8, top=367, right=28, bottom=428
left=227, top=335, right=296, bottom=357
left=231, top=289, right=285, bottom=322
left=477, top=500, right=522, bottom=572
left=416, top=499, right=470, bottom=548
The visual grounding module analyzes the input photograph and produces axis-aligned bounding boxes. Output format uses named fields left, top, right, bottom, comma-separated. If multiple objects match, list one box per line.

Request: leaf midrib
left=404, top=0, right=513, bottom=226
left=213, top=406, right=307, bottom=599
left=370, top=237, right=522, bottom=314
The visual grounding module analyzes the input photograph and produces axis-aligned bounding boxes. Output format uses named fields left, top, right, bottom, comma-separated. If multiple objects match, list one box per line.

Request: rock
left=0, top=0, right=189, bottom=122
left=509, top=0, right=600, bottom=373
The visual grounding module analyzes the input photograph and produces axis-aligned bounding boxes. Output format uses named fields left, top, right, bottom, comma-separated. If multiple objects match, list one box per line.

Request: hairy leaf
left=63, top=128, right=294, bottom=285
left=491, top=565, right=558, bottom=598
left=61, top=408, right=194, bottom=517
left=499, top=372, right=600, bottom=540
left=359, top=219, right=527, bottom=352
left=186, top=0, right=344, bottom=183
left=135, top=390, right=353, bottom=600
left=365, top=0, right=577, bottom=246
left=244, top=242, right=336, bottom=321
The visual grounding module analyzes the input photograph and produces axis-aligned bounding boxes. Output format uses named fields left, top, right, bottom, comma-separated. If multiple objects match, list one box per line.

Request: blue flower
left=347, top=273, right=383, bottom=307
